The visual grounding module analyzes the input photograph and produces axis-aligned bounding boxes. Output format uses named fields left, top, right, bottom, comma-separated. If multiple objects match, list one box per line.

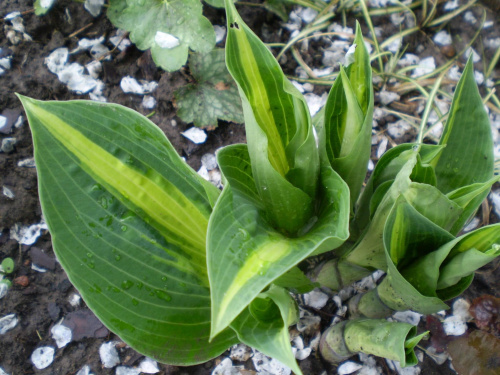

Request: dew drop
left=132, top=299, right=139, bottom=306
left=88, top=263, right=95, bottom=269
left=136, top=282, right=143, bottom=289
left=161, top=276, right=167, bottom=282
left=121, top=225, right=128, bottom=232
left=121, top=280, right=134, bottom=290
left=155, top=290, right=172, bottom=302
left=115, top=255, right=121, bottom=261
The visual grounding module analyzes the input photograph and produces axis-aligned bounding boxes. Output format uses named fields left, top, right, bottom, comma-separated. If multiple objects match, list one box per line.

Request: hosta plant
left=18, top=0, right=498, bottom=372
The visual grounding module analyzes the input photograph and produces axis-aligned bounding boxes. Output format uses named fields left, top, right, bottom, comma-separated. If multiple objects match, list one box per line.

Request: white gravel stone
left=78, top=37, right=106, bottom=51
left=0, top=367, right=9, bottom=375
left=0, top=282, right=10, bottom=299
left=45, top=48, right=69, bottom=74
left=85, top=0, right=104, bottom=17
left=474, top=71, right=484, bottom=85
left=214, top=25, right=226, bottom=44
left=109, top=30, right=132, bottom=52
left=376, top=136, right=388, bottom=159
left=0, top=314, right=17, bottom=334
left=138, top=357, right=160, bottom=374
left=433, top=31, right=452, bottom=46
left=452, top=299, right=472, bottom=321
left=392, top=311, right=422, bottom=326
left=10, top=221, right=48, bottom=245
left=212, top=358, right=242, bottom=375
left=116, top=367, right=140, bottom=375
left=142, top=96, right=157, bottom=109
left=31, top=347, right=55, bottom=369
left=57, top=63, right=100, bottom=94
left=295, top=347, right=312, bottom=360
left=387, top=120, right=412, bottom=139
left=85, top=60, right=102, bottom=79
left=197, top=165, right=210, bottom=181
left=398, top=53, right=419, bottom=67
left=51, top=323, right=72, bottom=348
left=463, top=217, right=480, bottom=232
left=69, top=293, right=81, bottom=307
left=464, top=47, right=480, bottom=63
left=387, top=37, right=402, bottom=53
left=338, top=361, right=363, bottom=374
left=304, top=92, right=327, bottom=117
left=230, top=343, right=253, bottom=362
left=252, top=350, right=291, bottom=375
left=302, top=289, right=329, bottom=310
left=100, top=342, right=120, bottom=368
left=379, top=91, right=400, bottom=106
left=120, top=76, right=158, bottom=95
left=443, top=315, right=468, bottom=336
left=155, top=31, right=180, bottom=49
left=76, top=365, right=94, bottom=375
left=412, top=56, right=436, bottom=77
left=182, top=127, right=207, bottom=144
left=464, top=11, right=477, bottom=24
left=1, top=138, right=16, bottom=153
left=32, top=264, right=47, bottom=273
left=201, top=153, right=218, bottom=170
left=0, top=57, right=12, bottom=71
left=297, top=7, right=318, bottom=23
left=490, top=190, right=500, bottom=218
left=444, top=0, right=459, bottom=10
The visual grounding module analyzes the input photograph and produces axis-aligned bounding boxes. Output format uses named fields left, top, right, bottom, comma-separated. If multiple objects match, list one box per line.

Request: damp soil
left=0, top=0, right=499, bottom=374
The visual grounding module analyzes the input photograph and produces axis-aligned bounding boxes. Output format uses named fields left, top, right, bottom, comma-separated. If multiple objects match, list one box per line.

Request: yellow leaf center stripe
left=28, top=103, right=208, bottom=259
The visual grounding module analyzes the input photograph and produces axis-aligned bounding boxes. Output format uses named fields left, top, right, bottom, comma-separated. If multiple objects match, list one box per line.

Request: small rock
left=76, top=365, right=94, bottom=375
left=376, top=136, right=388, bottom=159
left=412, top=56, right=436, bottom=77
left=214, top=26, right=226, bottom=44
left=392, top=311, right=422, bottom=326
left=252, top=350, right=291, bottom=375
left=182, top=127, right=207, bottom=144
left=338, top=361, right=363, bottom=375
left=212, top=357, right=242, bottom=375
left=302, top=289, right=329, bottom=310
left=425, top=345, right=448, bottom=365
left=0, top=367, right=9, bottom=375
left=230, top=343, right=253, bottom=362
left=201, top=153, right=218, bottom=171
left=142, top=96, right=156, bottom=109
left=84, top=0, right=105, bottom=17
left=0, top=282, right=10, bottom=299
left=116, top=366, right=140, bottom=375
left=154, top=31, right=179, bottom=49
left=31, top=347, right=55, bottom=370
left=297, top=7, right=318, bottom=23
left=138, top=357, right=160, bottom=374
left=1, top=137, right=16, bottom=153
left=0, top=116, right=8, bottom=133
left=2, top=186, right=14, bottom=199
left=452, top=299, right=472, bottom=322
left=51, top=322, right=72, bottom=348
left=10, top=222, right=48, bottom=245
left=68, top=293, right=81, bottom=307
left=109, top=30, right=132, bottom=52
left=30, top=247, right=56, bottom=271
left=120, top=76, right=158, bottom=95
left=444, top=0, right=459, bottom=11
left=464, top=47, right=480, bottom=63
left=464, top=11, right=477, bottom=24
left=13, top=275, right=29, bottom=287
left=443, top=315, right=468, bottom=336
left=100, top=341, right=120, bottom=368
left=378, top=91, right=400, bottom=106
left=45, top=48, right=69, bottom=74
left=433, top=31, right=452, bottom=46
left=64, top=309, right=109, bottom=340
left=387, top=120, right=412, bottom=139
left=32, top=264, right=47, bottom=273
left=17, top=157, right=36, bottom=167
left=304, top=92, right=327, bottom=117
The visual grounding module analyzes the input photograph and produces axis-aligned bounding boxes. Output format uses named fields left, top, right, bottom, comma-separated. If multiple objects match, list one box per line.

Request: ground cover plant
left=15, top=0, right=500, bottom=373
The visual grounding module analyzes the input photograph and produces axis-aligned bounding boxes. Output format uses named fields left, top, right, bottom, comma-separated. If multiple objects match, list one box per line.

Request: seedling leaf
left=174, top=49, right=243, bottom=128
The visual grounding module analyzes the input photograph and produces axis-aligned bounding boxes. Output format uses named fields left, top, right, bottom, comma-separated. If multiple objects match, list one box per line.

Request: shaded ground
left=0, top=0, right=499, bottom=374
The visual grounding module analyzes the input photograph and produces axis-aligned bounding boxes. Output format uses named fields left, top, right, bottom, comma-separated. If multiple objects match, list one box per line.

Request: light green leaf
left=434, top=57, right=494, bottom=193
left=208, top=144, right=349, bottom=338
left=174, top=49, right=243, bottom=128
left=273, top=267, right=319, bottom=294
left=224, top=0, right=319, bottom=234
left=320, top=22, right=374, bottom=206
left=19, top=96, right=237, bottom=364
left=107, top=0, right=215, bottom=72
left=230, top=285, right=302, bottom=375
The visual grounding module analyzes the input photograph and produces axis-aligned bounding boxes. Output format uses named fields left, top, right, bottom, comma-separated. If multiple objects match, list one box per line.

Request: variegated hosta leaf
left=19, top=97, right=237, bottom=365
left=377, top=199, right=500, bottom=314
left=319, top=22, right=373, bottom=208
left=224, top=0, right=319, bottom=235
left=230, top=285, right=302, bottom=375
left=433, top=57, right=494, bottom=194
left=208, top=144, right=349, bottom=338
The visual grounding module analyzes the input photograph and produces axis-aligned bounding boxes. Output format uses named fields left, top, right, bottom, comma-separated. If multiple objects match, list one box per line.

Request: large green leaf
left=224, top=0, right=319, bottom=234
left=230, top=285, right=302, bottom=375
left=433, top=57, right=494, bottom=193
left=320, top=22, right=374, bottom=207
left=19, top=97, right=237, bottom=364
left=107, top=0, right=215, bottom=72
left=174, top=49, right=243, bottom=128
left=208, top=144, right=349, bottom=338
